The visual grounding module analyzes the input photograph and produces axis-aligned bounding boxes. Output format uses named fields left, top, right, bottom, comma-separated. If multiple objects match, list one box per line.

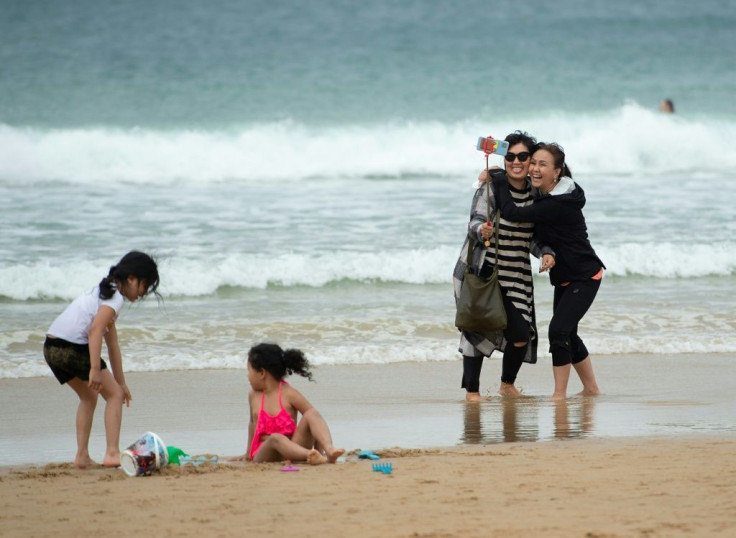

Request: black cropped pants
left=548, top=278, right=601, bottom=367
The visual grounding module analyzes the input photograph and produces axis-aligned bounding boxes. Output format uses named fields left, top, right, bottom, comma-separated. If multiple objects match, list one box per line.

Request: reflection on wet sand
left=461, top=397, right=597, bottom=444
left=553, top=398, right=596, bottom=439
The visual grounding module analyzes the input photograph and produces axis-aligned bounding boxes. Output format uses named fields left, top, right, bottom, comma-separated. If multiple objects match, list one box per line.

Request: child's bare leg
left=306, top=448, right=329, bottom=465
left=293, top=408, right=344, bottom=463
left=253, top=434, right=326, bottom=464
left=572, top=356, right=600, bottom=396
left=97, top=370, right=125, bottom=467
left=67, top=378, right=98, bottom=469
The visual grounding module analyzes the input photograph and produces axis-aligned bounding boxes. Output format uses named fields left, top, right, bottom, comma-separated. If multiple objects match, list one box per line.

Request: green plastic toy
left=166, top=446, right=189, bottom=466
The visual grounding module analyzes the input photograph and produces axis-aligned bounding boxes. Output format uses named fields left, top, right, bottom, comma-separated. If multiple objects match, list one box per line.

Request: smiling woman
left=528, top=147, right=566, bottom=194
left=492, top=143, right=606, bottom=400
left=453, top=131, right=556, bottom=402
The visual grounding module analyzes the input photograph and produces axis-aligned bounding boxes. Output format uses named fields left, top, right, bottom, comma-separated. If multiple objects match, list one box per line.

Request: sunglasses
left=504, top=151, right=531, bottom=163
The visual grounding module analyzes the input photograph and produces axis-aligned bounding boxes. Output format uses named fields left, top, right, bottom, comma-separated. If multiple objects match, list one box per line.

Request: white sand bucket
left=120, top=431, right=169, bottom=477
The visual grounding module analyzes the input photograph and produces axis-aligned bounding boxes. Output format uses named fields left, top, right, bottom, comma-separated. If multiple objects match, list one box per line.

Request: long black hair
left=98, top=251, right=160, bottom=300
left=248, top=343, right=313, bottom=381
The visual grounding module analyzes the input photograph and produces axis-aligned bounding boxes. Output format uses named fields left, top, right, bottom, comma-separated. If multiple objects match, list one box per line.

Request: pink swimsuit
left=249, top=381, right=297, bottom=460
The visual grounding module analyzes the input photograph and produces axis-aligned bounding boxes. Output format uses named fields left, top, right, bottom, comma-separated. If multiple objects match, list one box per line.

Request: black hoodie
left=492, top=172, right=604, bottom=286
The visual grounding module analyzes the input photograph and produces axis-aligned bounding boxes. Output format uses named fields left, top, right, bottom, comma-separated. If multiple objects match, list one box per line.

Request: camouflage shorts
left=43, top=337, right=107, bottom=384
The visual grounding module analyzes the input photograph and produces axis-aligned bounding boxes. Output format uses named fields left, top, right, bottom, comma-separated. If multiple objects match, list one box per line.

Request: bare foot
left=465, top=392, right=482, bottom=402
left=498, top=382, right=521, bottom=397
left=102, top=452, right=121, bottom=468
left=325, top=447, right=345, bottom=464
left=306, top=448, right=328, bottom=465
left=577, top=387, right=601, bottom=397
left=74, top=455, right=97, bottom=469
left=549, top=392, right=567, bottom=402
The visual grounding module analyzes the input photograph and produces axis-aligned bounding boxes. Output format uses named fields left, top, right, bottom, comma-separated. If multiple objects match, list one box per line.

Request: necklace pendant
left=484, top=240, right=491, bottom=247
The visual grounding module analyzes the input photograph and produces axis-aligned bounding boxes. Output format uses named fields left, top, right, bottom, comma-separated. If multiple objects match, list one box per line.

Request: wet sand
left=1, top=354, right=735, bottom=536
left=1, top=354, right=734, bottom=465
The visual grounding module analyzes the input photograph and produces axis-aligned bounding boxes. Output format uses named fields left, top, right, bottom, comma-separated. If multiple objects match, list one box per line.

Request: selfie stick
left=481, top=136, right=494, bottom=247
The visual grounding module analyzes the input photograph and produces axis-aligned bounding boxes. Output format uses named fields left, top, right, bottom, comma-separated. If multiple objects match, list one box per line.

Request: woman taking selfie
left=454, top=131, right=555, bottom=401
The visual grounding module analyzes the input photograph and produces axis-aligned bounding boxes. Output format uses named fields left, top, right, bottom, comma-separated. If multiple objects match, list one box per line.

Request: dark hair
left=99, top=251, right=160, bottom=300
left=504, top=130, right=537, bottom=153
left=535, top=142, right=573, bottom=179
left=248, top=343, right=313, bottom=381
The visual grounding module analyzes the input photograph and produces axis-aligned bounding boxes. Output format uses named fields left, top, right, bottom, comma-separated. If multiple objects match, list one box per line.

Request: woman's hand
left=480, top=222, right=493, bottom=241
left=539, top=254, right=556, bottom=273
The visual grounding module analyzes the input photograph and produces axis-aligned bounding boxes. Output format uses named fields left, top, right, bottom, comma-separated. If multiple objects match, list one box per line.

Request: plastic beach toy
left=372, top=462, right=393, bottom=475
left=179, top=455, right=218, bottom=466
left=120, top=432, right=168, bottom=477
left=358, top=450, right=380, bottom=460
left=281, top=465, right=300, bottom=472
left=166, top=446, right=189, bottom=466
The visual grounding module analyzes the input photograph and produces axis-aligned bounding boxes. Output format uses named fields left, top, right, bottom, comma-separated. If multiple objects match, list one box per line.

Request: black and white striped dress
left=482, top=184, right=535, bottom=324
left=454, top=179, right=545, bottom=361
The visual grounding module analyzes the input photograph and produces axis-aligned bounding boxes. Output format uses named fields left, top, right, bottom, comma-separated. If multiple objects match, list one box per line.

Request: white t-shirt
left=47, top=286, right=125, bottom=344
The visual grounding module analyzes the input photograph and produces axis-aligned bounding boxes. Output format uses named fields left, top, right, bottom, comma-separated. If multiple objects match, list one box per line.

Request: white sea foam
left=2, top=103, right=735, bottom=185
left=597, top=242, right=736, bottom=278
left=6, top=333, right=736, bottom=380
left=1, top=242, right=734, bottom=301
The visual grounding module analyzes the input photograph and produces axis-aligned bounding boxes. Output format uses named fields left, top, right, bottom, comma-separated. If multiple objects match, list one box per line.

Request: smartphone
left=476, top=137, right=509, bottom=156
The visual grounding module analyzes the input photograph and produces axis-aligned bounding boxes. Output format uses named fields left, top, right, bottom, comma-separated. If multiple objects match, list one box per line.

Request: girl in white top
left=44, top=251, right=160, bottom=469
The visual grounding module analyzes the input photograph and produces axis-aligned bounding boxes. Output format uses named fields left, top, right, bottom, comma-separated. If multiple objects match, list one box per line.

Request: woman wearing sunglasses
left=454, top=131, right=556, bottom=401
left=491, top=142, right=604, bottom=401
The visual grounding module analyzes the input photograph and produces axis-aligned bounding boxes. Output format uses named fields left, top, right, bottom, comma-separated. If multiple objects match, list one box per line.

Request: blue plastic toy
left=372, top=462, right=393, bottom=475
left=358, top=450, right=380, bottom=460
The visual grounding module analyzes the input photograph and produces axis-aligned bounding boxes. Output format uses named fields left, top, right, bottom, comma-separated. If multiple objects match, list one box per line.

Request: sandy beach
left=2, top=354, right=735, bottom=536
left=2, top=438, right=735, bottom=537
left=3, top=2, right=736, bottom=536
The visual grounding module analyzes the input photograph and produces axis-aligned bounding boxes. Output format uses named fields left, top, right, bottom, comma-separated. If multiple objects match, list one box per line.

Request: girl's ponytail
left=283, top=348, right=312, bottom=381
left=248, top=343, right=314, bottom=381
left=98, top=265, right=118, bottom=299
left=562, top=163, right=573, bottom=179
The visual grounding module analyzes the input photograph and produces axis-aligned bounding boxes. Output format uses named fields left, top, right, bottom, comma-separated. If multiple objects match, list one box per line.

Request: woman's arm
left=468, top=180, right=496, bottom=242
left=530, top=234, right=556, bottom=273
left=492, top=176, right=557, bottom=223
left=530, top=235, right=555, bottom=258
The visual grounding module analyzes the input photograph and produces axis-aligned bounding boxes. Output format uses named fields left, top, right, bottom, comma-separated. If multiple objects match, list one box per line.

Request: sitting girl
left=235, top=343, right=344, bottom=465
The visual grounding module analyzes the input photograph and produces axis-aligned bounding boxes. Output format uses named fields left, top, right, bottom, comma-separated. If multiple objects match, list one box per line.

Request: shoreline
left=1, top=353, right=735, bottom=467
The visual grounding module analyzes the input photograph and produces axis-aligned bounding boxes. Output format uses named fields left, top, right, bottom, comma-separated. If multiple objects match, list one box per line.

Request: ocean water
left=1, top=0, right=735, bottom=379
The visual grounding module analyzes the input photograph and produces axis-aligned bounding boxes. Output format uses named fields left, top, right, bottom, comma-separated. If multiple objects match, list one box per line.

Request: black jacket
left=492, top=172, right=604, bottom=286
